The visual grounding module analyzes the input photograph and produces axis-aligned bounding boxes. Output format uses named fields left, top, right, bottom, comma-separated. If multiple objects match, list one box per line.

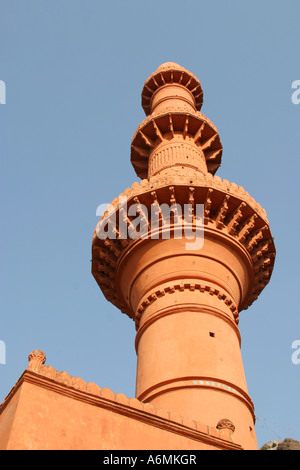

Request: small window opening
left=209, top=332, right=215, bottom=338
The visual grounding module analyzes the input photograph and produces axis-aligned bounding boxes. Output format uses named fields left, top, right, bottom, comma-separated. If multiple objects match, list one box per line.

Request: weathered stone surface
left=261, top=438, right=300, bottom=450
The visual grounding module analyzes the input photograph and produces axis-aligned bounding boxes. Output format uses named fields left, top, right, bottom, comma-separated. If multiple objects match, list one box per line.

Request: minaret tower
left=92, top=62, right=276, bottom=450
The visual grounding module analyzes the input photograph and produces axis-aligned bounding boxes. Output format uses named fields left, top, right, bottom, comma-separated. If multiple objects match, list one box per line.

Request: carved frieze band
left=131, top=111, right=222, bottom=179
left=92, top=178, right=275, bottom=317
left=148, top=141, right=207, bottom=178
left=135, top=282, right=239, bottom=329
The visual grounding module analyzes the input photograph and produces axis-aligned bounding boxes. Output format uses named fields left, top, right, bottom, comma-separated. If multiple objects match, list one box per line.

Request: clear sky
left=0, top=0, right=299, bottom=449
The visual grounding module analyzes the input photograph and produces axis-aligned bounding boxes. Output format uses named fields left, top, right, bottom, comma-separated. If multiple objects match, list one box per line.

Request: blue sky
left=0, top=0, right=299, bottom=448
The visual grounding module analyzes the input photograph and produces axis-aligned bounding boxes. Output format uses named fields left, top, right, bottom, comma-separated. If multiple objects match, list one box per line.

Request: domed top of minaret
left=156, top=61, right=182, bottom=71
left=141, top=62, right=204, bottom=116
left=131, top=62, right=222, bottom=179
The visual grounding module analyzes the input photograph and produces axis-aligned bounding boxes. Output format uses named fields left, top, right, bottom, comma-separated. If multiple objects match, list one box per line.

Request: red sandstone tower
left=0, top=62, right=276, bottom=451
left=92, top=62, right=276, bottom=450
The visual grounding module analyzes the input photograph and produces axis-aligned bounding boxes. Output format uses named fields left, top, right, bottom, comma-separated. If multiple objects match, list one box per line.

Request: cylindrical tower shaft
left=92, top=62, right=276, bottom=451
left=116, top=231, right=257, bottom=449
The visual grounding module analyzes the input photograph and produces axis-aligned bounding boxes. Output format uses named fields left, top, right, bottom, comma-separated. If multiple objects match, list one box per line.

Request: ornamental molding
left=135, top=282, right=239, bottom=328
left=92, top=177, right=275, bottom=319
left=217, top=419, right=236, bottom=432
left=131, top=110, right=222, bottom=178
left=138, top=376, right=255, bottom=421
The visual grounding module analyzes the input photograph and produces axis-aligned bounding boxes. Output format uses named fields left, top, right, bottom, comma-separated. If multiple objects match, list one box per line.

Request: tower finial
left=141, top=62, right=203, bottom=116
left=28, top=350, right=46, bottom=372
left=131, top=62, right=222, bottom=180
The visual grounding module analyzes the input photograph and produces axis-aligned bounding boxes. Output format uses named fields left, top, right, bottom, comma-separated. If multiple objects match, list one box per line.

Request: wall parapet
left=0, top=350, right=242, bottom=450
